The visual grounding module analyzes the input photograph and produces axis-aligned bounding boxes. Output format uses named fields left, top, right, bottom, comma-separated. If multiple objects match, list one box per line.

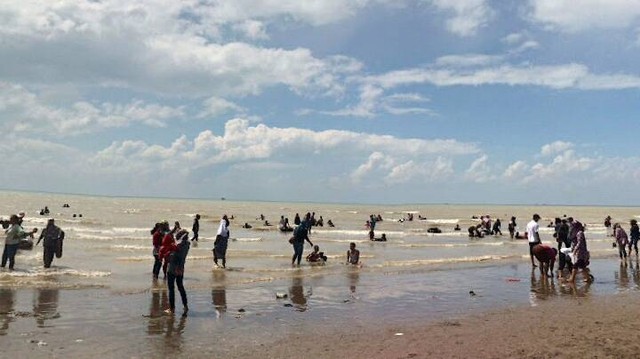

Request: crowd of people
left=6, top=206, right=636, bottom=317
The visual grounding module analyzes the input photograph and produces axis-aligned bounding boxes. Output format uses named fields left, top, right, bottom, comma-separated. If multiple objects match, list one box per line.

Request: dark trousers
left=292, top=242, right=304, bottom=265
left=167, top=273, right=187, bottom=311
left=153, top=254, right=162, bottom=278
left=43, top=246, right=56, bottom=268
left=557, top=238, right=572, bottom=271
left=1, top=244, right=19, bottom=269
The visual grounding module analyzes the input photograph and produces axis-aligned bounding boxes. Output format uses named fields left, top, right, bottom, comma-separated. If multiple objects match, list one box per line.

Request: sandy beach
left=230, top=291, right=640, bottom=359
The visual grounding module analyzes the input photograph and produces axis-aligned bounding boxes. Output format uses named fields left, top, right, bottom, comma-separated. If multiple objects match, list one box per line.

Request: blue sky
left=2, top=0, right=640, bottom=205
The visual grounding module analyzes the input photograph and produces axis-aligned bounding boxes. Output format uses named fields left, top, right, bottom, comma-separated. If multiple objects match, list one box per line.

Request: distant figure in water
left=191, top=214, right=200, bottom=242
left=346, top=242, right=360, bottom=265
left=492, top=219, right=502, bottom=235
left=242, top=222, right=252, bottom=229
left=454, top=224, right=461, bottom=231
left=327, top=219, right=335, bottom=227
left=294, top=213, right=301, bottom=226
left=371, top=233, right=387, bottom=242
left=508, top=216, right=517, bottom=239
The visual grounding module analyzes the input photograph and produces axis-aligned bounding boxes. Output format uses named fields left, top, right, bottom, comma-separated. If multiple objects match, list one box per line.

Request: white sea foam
left=426, top=219, right=460, bottom=224
left=232, top=237, right=263, bottom=242
left=0, top=268, right=111, bottom=278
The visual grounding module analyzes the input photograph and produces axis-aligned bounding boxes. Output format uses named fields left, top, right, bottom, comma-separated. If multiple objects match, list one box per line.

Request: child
left=346, top=242, right=360, bottom=265
left=306, top=245, right=327, bottom=263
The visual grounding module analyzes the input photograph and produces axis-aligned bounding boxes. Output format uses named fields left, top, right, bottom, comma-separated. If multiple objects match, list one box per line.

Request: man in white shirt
left=526, top=214, right=541, bottom=267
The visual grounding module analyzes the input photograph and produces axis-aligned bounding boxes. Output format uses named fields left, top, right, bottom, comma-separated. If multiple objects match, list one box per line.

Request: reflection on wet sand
left=289, top=275, right=308, bottom=312
left=212, top=270, right=227, bottom=317
left=529, top=268, right=592, bottom=305
left=33, top=288, right=60, bottom=328
left=615, top=260, right=631, bottom=290
left=0, top=288, right=15, bottom=334
left=147, top=290, right=169, bottom=335
left=348, top=268, right=360, bottom=300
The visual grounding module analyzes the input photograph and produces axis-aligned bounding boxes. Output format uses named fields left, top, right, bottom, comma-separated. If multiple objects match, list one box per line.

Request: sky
left=2, top=0, right=640, bottom=205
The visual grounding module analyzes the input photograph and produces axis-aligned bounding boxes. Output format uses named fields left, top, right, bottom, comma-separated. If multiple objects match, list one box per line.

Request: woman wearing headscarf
left=213, top=215, right=230, bottom=268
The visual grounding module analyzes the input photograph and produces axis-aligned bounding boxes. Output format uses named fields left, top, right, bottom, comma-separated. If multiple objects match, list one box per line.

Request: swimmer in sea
left=306, top=245, right=327, bottom=263
left=371, top=233, right=387, bottom=242
left=346, top=242, right=360, bottom=265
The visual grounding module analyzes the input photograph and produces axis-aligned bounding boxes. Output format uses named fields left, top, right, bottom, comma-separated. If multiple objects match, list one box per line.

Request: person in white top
left=526, top=214, right=541, bottom=267
left=213, top=215, right=230, bottom=268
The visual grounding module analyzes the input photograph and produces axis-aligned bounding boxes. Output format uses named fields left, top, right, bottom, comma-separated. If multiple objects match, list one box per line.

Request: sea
left=0, top=190, right=638, bottom=357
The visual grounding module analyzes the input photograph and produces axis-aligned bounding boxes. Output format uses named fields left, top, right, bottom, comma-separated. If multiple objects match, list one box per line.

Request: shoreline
left=230, top=291, right=640, bottom=359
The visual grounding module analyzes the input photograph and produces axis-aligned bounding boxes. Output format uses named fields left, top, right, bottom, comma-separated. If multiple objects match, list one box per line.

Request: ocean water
left=0, top=191, right=639, bottom=357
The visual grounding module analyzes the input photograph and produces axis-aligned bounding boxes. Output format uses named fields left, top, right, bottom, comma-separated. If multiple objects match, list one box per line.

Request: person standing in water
left=151, top=221, right=167, bottom=280
left=36, top=218, right=64, bottom=268
left=166, top=229, right=190, bottom=316
left=191, top=214, right=200, bottom=242
left=214, top=215, right=230, bottom=268
left=526, top=214, right=542, bottom=268
left=346, top=242, right=360, bottom=265
left=291, top=221, right=314, bottom=267
left=1, top=214, right=37, bottom=270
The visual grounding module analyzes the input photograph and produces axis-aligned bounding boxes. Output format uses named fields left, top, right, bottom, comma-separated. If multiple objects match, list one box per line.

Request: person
left=371, top=233, right=387, bottom=242
left=242, top=222, right=252, bottom=229
left=306, top=245, right=327, bottom=263
left=291, top=221, right=313, bottom=267
left=629, top=219, right=640, bottom=256
left=327, top=219, right=335, bottom=228
left=317, top=216, right=324, bottom=227
left=44, top=206, right=50, bottom=215
left=214, top=215, right=230, bottom=268
left=159, top=226, right=178, bottom=279
left=191, top=214, right=200, bottom=242
left=556, top=219, right=571, bottom=278
left=1, top=214, right=37, bottom=270
left=166, top=229, right=190, bottom=316
left=604, top=216, right=612, bottom=236
left=294, top=213, right=301, bottom=226
left=508, top=216, right=517, bottom=239
left=526, top=214, right=542, bottom=268
left=613, top=223, right=629, bottom=260
left=36, top=218, right=64, bottom=268
left=346, top=242, right=360, bottom=265
left=492, top=218, right=502, bottom=235
left=532, top=244, right=557, bottom=277
left=567, top=221, right=592, bottom=283
left=151, top=222, right=166, bottom=280
left=454, top=224, right=461, bottom=231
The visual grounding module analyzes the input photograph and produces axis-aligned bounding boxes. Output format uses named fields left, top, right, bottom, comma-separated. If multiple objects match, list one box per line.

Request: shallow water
left=0, top=191, right=638, bottom=357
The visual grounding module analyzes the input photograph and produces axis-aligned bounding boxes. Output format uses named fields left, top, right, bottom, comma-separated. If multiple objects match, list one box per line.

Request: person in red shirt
left=151, top=222, right=167, bottom=280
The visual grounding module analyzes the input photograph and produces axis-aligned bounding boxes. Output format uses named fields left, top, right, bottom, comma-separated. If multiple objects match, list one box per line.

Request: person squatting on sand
left=2, top=214, right=37, bottom=270
left=290, top=219, right=314, bottom=267
left=526, top=214, right=541, bottom=267
left=532, top=244, right=557, bottom=277
left=214, top=215, right=230, bottom=268
left=346, top=242, right=360, bottom=265
left=36, top=218, right=65, bottom=268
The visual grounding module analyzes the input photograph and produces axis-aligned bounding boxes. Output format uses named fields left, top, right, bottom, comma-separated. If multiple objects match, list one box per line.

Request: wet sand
left=232, top=291, right=640, bottom=359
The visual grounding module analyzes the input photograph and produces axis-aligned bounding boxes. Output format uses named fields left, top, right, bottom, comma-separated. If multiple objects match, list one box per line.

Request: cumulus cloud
left=464, top=155, right=495, bottom=183
left=0, top=82, right=184, bottom=136
left=529, top=0, right=640, bottom=32
left=540, top=141, right=574, bottom=156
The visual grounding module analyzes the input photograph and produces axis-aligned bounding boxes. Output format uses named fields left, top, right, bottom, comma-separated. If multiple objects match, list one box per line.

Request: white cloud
left=198, top=97, right=245, bottom=119
left=435, top=54, right=504, bottom=67
left=232, top=20, right=269, bottom=40
left=0, top=82, right=184, bottom=136
left=529, top=0, right=640, bottom=32
left=429, top=0, right=494, bottom=36
left=540, top=141, right=573, bottom=156
left=464, top=155, right=495, bottom=183
left=502, top=160, right=529, bottom=180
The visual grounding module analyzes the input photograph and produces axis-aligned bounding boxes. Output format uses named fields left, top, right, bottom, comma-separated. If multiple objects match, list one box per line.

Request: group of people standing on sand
left=2, top=212, right=65, bottom=271
left=526, top=214, right=592, bottom=284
